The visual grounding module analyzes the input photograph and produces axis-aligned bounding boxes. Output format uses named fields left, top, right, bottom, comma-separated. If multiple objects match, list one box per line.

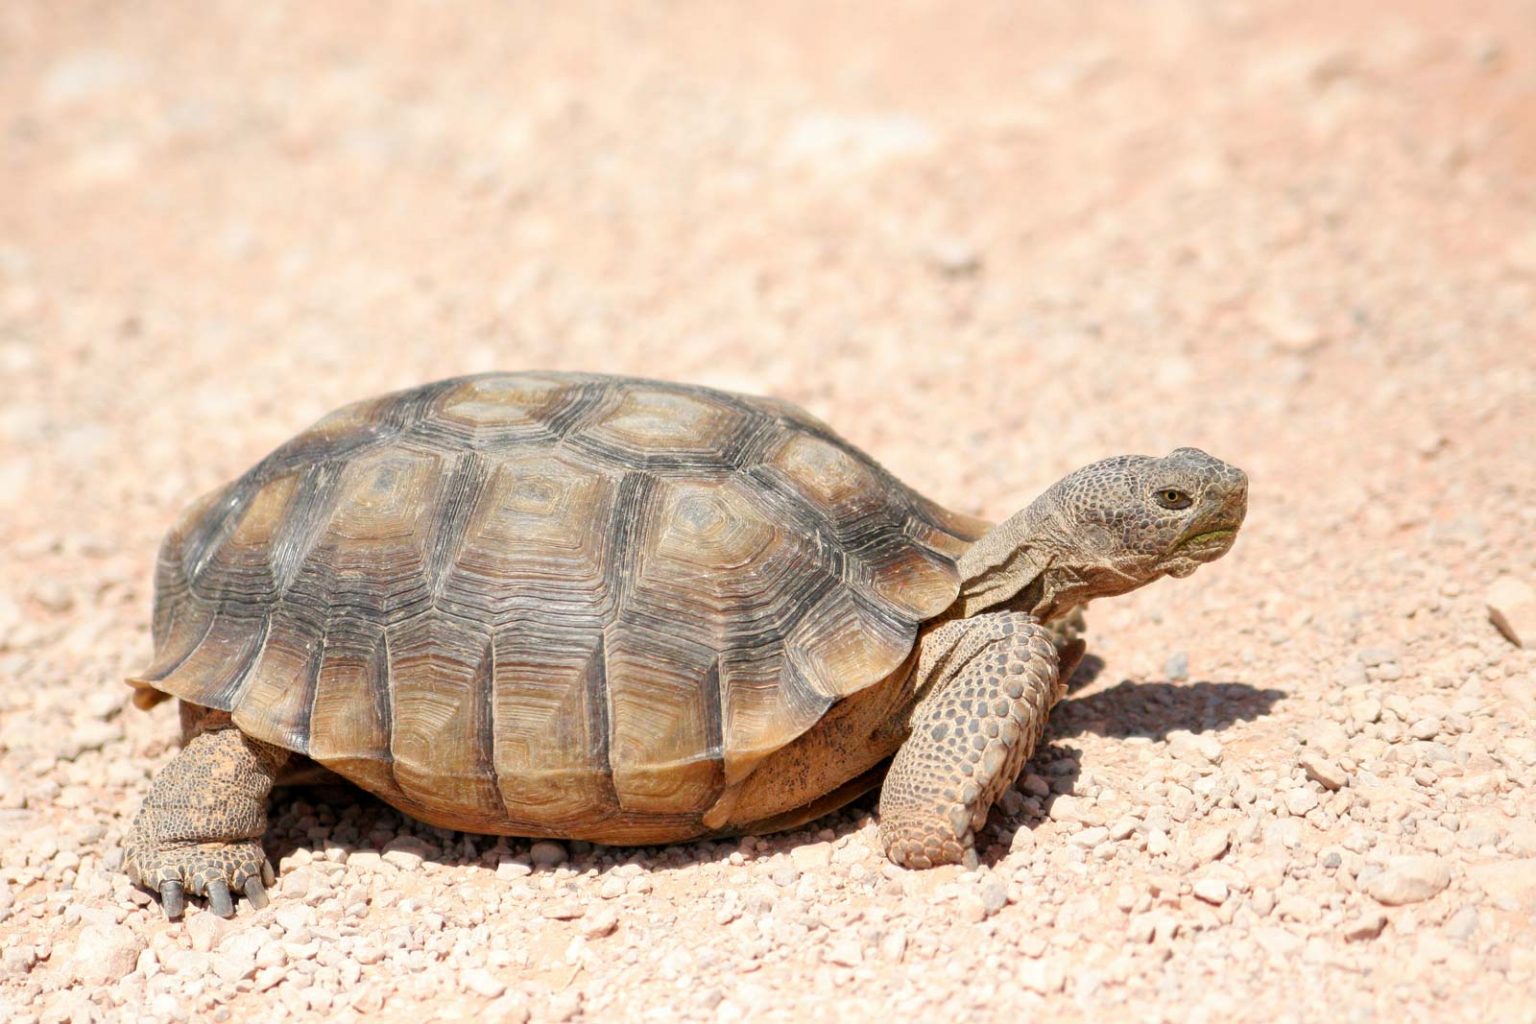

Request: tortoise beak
left=1175, top=467, right=1247, bottom=563
left=1175, top=527, right=1239, bottom=563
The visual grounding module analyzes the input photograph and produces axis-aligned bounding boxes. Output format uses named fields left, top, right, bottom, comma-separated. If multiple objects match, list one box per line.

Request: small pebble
left=581, top=908, right=619, bottom=938
left=1341, top=912, right=1388, bottom=942
left=825, top=938, right=864, bottom=966
left=66, top=924, right=144, bottom=985
left=1364, top=855, right=1452, bottom=906
left=1351, top=698, right=1383, bottom=725
left=1017, top=958, right=1066, bottom=994
left=1190, top=828, right=1231, bottom=865
left=1299, top=751, right=1348, bottom=791
left=380, top=836, right=433, bottom=870
left=529, top=841, right=568, bottom=868
left=928, top=239, right=981, bottom=277
left=978, top=875, right=1009, bottom=915
left=1410, top=718, right=1441, bottom=741
left=1169, top=730, right=1223, bottom=765
left=1486, top=577, right=1536, bottom=647
left=461, top=967, right=507, bottom=998
left=495, top=859, right=532, bottom=880
left=1301, top=720, right=1350, bottom=757
left=789, top=843, right=833, bottom=871
left=1071, top=826, right=1111, bottom=848
left=1285, top=788, right=1320, bottom=816
left=186, top=911, right=230, bottom=953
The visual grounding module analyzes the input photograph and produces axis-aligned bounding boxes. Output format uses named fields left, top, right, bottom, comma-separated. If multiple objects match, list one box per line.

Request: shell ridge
left=379, top=626, right=404, bottom=797
left=185, top=485, right=253, bottom=589
left=424, top=451, right=492, bottom=603
left=292, top=616, right=331, bottom=756
left=472, top=633, right=500, bottom=807
left=588, top=631, right=615, bottom=806
left=136, top=596, right=216, bottom=685
left=214, top=607, right=273, bottom=709
left=269, top=461, right=349, bottom=596
left=598, top=469, right=657, bottom=797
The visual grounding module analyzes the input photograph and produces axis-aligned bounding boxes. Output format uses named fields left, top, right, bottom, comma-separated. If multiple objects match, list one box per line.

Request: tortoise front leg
left=878, top=612, right=1061, bottom=868
left=124, top=723, right=289, bottom=918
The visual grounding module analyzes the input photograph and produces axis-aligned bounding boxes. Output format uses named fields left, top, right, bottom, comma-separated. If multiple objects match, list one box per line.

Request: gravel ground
left=3, top=2, right=1535, bottom=1022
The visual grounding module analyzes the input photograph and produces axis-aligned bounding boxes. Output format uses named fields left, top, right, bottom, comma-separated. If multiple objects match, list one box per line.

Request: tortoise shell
left=130, top=373, right=987, bottom=841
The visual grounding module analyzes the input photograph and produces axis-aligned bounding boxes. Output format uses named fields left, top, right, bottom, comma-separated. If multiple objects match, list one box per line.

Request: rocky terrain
left=1, top=1, right=1534, bottom=1022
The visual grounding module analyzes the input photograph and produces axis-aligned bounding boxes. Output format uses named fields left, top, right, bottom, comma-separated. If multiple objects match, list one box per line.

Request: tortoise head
left=956, top=448, right=1248, bottom=620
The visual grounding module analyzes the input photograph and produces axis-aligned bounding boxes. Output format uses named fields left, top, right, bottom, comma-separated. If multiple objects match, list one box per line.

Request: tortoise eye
left=1156, top=488, right=1193, bottom=510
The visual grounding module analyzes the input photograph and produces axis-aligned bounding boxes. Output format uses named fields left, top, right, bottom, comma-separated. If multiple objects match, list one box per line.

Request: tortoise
left=124, top=372, right=1247, bottom=917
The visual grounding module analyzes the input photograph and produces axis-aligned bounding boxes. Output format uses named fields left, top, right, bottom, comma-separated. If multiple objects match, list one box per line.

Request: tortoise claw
left=159, top=880, right=185, bottom=921
left=243, top=876, right=270, bottom=910
left=206, top=879, right=234, bottom=918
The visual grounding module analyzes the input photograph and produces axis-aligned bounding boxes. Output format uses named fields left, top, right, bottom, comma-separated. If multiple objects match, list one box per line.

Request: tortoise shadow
left=1050, top=677, right=1287, bottom=742
left=264, top=676, right=1285, bottom=885
left=969, top=677, right=1288, bottom=864
left=263, top=782, right=854, bottom=885
left=1065, top=653, right=1106, bottom=693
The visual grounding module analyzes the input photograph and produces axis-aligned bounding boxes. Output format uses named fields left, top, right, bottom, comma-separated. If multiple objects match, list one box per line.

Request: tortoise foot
left=124, top=838, right=275, bottom=919
left=882, top=819, right=979, bottom=870
left=122, top=725, right=287, bottom=919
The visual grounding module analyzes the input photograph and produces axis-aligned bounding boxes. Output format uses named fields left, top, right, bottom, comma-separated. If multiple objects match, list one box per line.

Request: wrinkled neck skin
left=952, top=500, right=1158, bottom=624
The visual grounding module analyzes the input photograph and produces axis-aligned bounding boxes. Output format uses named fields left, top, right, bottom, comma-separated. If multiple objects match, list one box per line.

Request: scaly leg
left=123, top=724, right=288, bottom=918
left=878, top=612, right=1061, bottom=868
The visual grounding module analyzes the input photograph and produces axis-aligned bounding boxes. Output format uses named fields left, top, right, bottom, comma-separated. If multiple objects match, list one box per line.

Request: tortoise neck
left=951, top=506, right=1086, bottom=622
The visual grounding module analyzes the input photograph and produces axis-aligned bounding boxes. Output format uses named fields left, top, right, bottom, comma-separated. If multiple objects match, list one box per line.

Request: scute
left=769, top=431, right=877, bottom=507
left=432, top=374, right=575, bottom=445
left=129, top=372, right=987, bottom=835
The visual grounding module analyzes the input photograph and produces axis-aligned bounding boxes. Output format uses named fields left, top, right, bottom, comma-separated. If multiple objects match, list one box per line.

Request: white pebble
left=461, top=967, right=507, bottom=998
left=380, top=836, right=433, bottom=870
left=1285, top=788, right=1320, bottom=816
left=581, top=908, right=619, bottom=938
left=1299, top=752, right=1348, bottom=791
left=67, top=923, right=144, bottom=985
left=1071, top=826, right=1110, bottom=848
left=1364, top=855, right=1452, bottom=905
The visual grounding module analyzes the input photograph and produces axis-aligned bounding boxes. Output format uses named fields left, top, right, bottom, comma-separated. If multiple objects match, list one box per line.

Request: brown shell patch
left=603, top=624, right=723, bottom=814
left=226, top=473, right=300, bottom=552
left=325, top=449, right=445, bottom=549
left=304, top=635, right=393, bottom=793
left=433, top=375, right=573, bottom=440
left=867, top=543, right=965, bottom=620
left=768, top=431, right=878, bottom=507
left=465, top=453, right=615, bottom=564
left=648, top=479, right=778, bottom=579
left=581, top=388, right=746, bottom=457
left=384, top=613, right=505, bottom=824
left=487, top=633, right=618, bottom=831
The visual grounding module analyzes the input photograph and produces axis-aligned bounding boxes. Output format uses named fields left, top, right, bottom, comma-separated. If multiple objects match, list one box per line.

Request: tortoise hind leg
left=878, top=612, right=1061, bottom=868
left=124, top=720, right=289, bottom=919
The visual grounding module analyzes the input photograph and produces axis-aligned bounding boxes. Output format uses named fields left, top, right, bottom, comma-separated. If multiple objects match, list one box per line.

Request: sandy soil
left=2, top=1, right=1535, bottom=1021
